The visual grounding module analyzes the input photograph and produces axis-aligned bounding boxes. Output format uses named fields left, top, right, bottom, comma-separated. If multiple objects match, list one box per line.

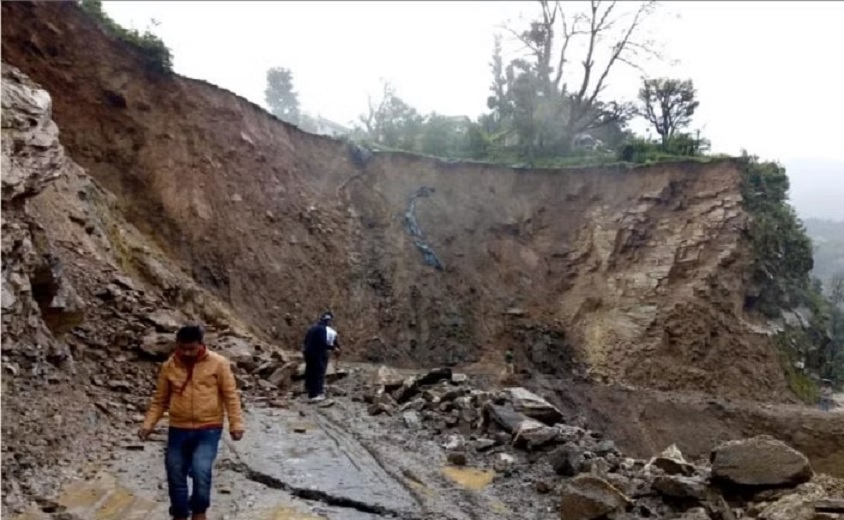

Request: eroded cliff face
left=1, top=2, right=788, bottom=400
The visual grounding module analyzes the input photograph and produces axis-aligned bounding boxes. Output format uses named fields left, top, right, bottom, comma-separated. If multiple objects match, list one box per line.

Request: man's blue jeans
left=166, top=427, right=222, bottom=518
left=304, top=350, right=328, bottom=398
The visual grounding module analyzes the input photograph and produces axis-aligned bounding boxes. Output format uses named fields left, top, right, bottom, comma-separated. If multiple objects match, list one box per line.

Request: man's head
left=175, top=325, right=205, bottom=359
left=319, top=311, right=334, bottom=325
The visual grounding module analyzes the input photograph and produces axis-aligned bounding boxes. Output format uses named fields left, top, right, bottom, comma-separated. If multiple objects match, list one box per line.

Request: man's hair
left=176, top=325, right=204, bottom=344
left=320, top=311, right=334, bottom=322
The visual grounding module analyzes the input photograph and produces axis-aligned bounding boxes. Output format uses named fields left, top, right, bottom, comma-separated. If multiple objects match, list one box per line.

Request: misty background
left=102, top=1, right=843, bottom=221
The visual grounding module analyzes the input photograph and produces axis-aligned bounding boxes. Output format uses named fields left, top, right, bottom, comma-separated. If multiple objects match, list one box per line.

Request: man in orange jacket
left=139, top=325, right=245, bottom=520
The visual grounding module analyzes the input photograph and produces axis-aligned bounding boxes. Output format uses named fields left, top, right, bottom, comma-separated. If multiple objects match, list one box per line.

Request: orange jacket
left=142, top=350, right=244, bottom=432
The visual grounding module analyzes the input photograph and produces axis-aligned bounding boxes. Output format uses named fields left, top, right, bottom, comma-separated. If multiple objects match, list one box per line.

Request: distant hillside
left=804, top=217, right=844, bottom=284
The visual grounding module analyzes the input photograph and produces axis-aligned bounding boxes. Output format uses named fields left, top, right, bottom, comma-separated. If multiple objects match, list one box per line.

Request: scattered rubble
left=351, top=365, right=844, bottom=520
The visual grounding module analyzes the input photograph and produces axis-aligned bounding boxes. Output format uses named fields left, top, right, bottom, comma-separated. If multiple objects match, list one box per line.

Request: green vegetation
left=78, top=0, right=172, bottom=74
left=778, top=334, right=820, bottom=404
left=736, top=154, right=844, bottom=387
left=739, top=154, right=814, bottom=317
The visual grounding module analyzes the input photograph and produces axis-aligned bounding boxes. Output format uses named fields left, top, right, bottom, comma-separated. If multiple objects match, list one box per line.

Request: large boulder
left=711, top=435, right=813, bottom=488
left=559, top=474, right=631, bottom=520
left=507, top=387, right=564, bottom=425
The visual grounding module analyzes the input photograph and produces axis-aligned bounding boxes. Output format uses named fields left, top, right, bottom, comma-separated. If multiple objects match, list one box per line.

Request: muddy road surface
left=11, top=395, right=553, bottom=520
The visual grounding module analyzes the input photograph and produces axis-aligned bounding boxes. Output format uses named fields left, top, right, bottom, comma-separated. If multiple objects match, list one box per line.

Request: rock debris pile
left=351, top=366, right=844, bottom=520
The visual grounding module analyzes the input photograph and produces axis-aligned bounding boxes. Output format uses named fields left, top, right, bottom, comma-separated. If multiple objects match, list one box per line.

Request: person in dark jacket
left=302, top=311, right=341, bottom=402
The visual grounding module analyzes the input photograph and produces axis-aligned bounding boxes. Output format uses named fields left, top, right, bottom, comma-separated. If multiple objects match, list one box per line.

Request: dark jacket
left=303, top=323, right=331, bottom=355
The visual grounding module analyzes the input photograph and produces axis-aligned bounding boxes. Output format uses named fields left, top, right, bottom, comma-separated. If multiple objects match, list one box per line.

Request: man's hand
left=230, top=430, right=244, bottom=441
left=138, top=427, right=153, bottom=441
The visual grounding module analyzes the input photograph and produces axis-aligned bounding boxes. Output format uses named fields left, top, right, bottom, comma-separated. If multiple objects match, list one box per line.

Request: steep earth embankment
left=1, top=61, right=277, bottom=511
left=1, top=1, right=790, bottom=401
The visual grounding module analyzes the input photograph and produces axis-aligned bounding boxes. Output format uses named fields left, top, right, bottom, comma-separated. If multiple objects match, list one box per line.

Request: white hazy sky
left=104, top=1, right=844, bottom=219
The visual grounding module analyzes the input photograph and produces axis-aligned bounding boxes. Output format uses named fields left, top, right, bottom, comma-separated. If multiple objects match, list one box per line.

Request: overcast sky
left=104, top=1, right=844, bottom=220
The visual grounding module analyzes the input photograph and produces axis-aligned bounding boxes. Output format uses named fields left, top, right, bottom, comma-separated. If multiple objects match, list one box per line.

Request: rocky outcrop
left=0, top=64, right=290, bottom=514
left=1, top=1, right=794, bottom=401
left=1, top=63, right=83, bottom=372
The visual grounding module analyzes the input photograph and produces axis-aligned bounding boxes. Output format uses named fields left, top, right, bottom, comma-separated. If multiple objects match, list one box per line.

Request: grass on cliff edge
left=347, top=137, right=724, bottom=172
left=78, top=0, right=173, bottom=74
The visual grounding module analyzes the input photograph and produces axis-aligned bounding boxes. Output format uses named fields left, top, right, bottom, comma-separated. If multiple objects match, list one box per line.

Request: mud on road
left=9, top=363, right=844, bottom=520
left=11, top=393, right=553, bottom=520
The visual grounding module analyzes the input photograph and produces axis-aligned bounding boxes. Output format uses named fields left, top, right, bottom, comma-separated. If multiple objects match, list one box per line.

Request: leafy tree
left=265, top=67, right=300, bottom=124
left=638, top=78, right=699, bottom=147
left=357, top=81, right=424, bottom=150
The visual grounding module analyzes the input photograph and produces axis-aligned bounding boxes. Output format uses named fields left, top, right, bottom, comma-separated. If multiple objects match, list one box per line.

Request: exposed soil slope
left=1, top=3, right=789, bottom=403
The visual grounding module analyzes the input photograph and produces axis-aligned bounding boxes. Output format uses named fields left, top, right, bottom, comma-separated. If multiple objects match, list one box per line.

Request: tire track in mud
left=313, top=405, right=490, bottom=520
left=221, top=456, right=416, bottom=518
left=222, top=408, right=430, bottom=520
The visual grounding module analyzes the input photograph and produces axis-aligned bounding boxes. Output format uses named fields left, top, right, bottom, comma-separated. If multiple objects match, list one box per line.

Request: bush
left=616, top=133, right=710, bottom=164
left=78, top=0, right=173, bottom=74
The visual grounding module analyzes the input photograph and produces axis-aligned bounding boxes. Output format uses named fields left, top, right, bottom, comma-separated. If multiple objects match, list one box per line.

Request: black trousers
left=304, top=350, right=328, bottom=398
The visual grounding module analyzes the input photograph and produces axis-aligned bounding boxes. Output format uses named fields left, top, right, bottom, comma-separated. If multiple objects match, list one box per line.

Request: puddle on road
left=441, top=466, right=496, bottom=490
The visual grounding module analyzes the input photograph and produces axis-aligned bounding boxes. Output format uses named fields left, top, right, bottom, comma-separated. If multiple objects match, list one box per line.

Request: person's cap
left=321, top=311, right=334, bottom=321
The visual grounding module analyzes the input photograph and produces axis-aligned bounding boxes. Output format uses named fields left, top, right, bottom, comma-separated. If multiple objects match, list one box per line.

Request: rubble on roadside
left=347, top=365, right=844, bottom=520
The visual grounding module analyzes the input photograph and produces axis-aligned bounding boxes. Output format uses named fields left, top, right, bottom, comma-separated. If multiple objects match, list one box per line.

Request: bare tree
left=638, top=78, right=699, bottom=146
left=500, top=0, right=660, bottom=144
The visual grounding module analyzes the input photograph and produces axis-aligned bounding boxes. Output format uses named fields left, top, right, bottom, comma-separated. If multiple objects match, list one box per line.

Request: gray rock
left=451, top=373, right=468, bottom=384
left=266, top=362, right=297, bottom=387
left=443, top=434, right=465, bottom=451
left=559, top=474, right=632, bottom=520
left=446, top=451, right=467, bottom=466
left=711, top=435, right=813, bottom=488
left=549, top=445, right=585, bottom=476
left=144, top=309, right=183, bottom=332
left=139, top=332, right=174, bottom=361
left=402, top=410, right=421, bottom=430
left=493, top=453, right=515, bottom=473
left=648, top=444, right=696, bottom=476
left=557, top=424, right=588, bottom=443
left=375, top=365, right=404, bottom=391
left=215, top=335, right=256, bottom=367
left=815, top=499, right=844, bottom=513
left=485, top=403, right=530, bottom=434
left=506, top=387, right=563, bottom=425
left=595, top=440, right=616, bottom=455
left=652, top=475, right=707, bottom=501
left=474, top=439, right=497, bottom=452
